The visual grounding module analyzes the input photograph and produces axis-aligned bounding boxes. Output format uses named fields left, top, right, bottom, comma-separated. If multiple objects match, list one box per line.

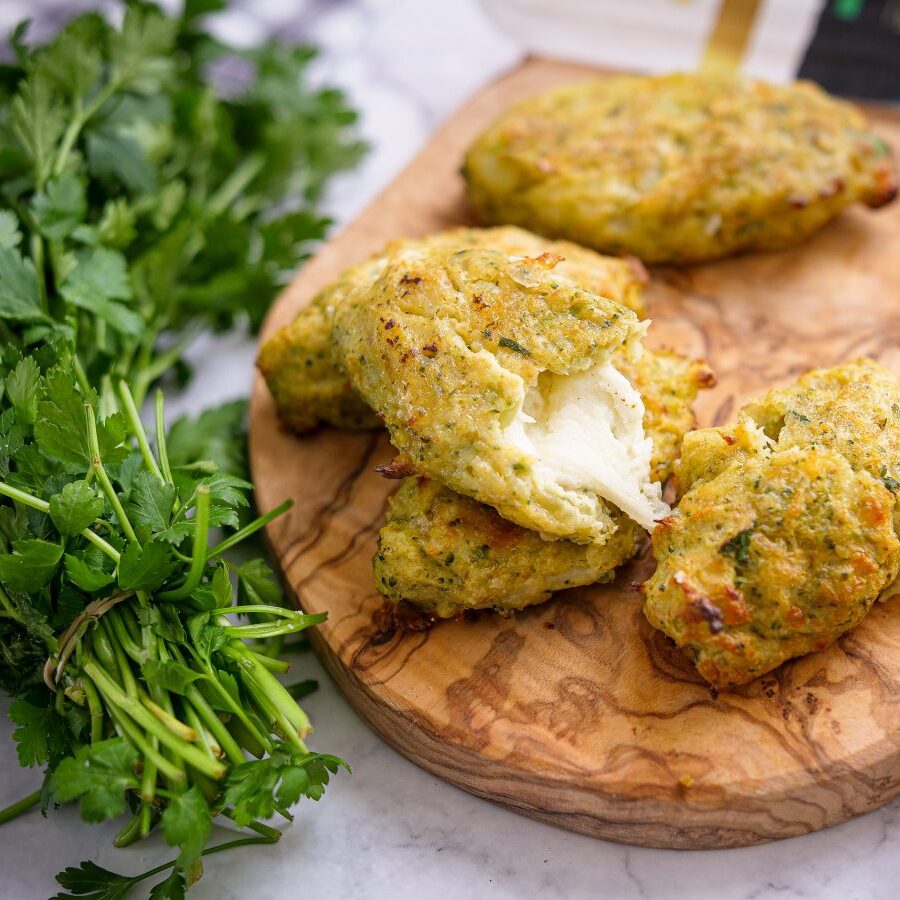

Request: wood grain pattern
left=249, top=58, right=900, bottom=849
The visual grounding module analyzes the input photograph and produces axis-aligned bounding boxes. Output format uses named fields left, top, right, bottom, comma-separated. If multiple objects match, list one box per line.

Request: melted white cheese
left=505, top=361, right=670, bottom=531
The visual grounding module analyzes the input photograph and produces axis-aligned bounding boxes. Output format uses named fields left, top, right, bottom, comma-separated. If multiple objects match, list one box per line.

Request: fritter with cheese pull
left=645, top=360, right=900, bottom=689
left=332, top=244, right=658, bottom=544
left=376, top=348, right=712, bottom=616
left=258, top=226, right=648, bottom=434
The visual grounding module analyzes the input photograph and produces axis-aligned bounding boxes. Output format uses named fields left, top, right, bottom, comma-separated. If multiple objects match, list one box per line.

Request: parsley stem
left=184, top=685, right=245, bottom=765
left=160, top=485, right=209, bottom=601
left=140, top=801, right=153, bottom=839
left=72, top=356, right=92, bottom=396
left=100, top=617, right=138, bottom=699
left=208, top=500, right=293, bottom=559
left=248, top=651, right=290, bottom=674
left=85, top=404, right=140, bottom=546
left=84, top=659, right=225, bottom=780
left=220, top=809, right=283, bottom=842
left=222, top=643, right=310, bottom=747
left=106, top=703, right=184, bottom=784
left=202, top=833, right=282, bottom=856
left=79, top=672, right=105, bottom=745
left=182, top=706, right=220, bottom=762
left=155, top=390, right=174, bottom=484
left=117, top=380, right=163, bottom=483
left=142, top=696, right=197, bottom=743
left=30, top=232, right=47, bottom=309
left=141, top=752, right=159, bottom=807
left=0, top=789, right=41, bottom=827
left=108, top=830, right=284, bottom=893
left=105, top=606, right=144, bottom=664
left=82, top=529, right=122, bottom=563
left=0, top=481, right=50, bottom=512
left=52, top=79, right=121, bottom=178
left=225, top=622, right=322, bottom=640
left=206, top=153, right=264, bottom=219
left=130, top=328, right=200, bottom=409
left=210, top=605, right=319, bottom=618
left=180, top=649, right=272, bottom=752
left=112, top=811, right=144, bottom=848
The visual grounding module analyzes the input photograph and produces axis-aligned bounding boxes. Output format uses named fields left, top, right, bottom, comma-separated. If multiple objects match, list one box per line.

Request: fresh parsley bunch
left=3, top=350, right=346, bottom=895
left=0, top=1, right=364, bottom=896
left=0, top=0, right=364, bottom=408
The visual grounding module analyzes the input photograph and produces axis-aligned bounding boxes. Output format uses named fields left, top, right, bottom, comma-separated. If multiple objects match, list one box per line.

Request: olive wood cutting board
left=249, top=58, right=900, bottom=849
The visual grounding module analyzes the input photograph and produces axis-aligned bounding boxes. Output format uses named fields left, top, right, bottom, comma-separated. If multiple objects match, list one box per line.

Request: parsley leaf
left=116, top=541, right=175, bottom=592
left=126, top=471, right=175, bottom=540
left=53, top=860, right=144, bottom=900
left=51, top=739, right=140, bottom=823
left=167, top=401, right=248, bottom=477
left=5, top=356, right=41, bottom=425
left=0, top=211, right=22, bottom=249
left=161, top=786, right=211, bottom=866
left=0, top=247, right=46, bottom=323
left=32, top=174, right=88, bottom=241
left=61, top=248, right=142, bottom=336
left=49, top=481, right=104, bottom=536
left=141, top=659, right=202, bottom=695
left=237, top=558, right=282, bottom=606
left=223, top=749, right=348, bottom=826
left=148, top=869, right=186, bottom=900
left=9, top=696, right=69, bottom=767
left=0, top=538, right=63, bottom=592
left=64, top=554, right=114, bottom=593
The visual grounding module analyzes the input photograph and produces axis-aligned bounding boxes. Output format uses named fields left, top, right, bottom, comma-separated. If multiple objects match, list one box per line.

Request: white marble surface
left=2, top=1, right=900, bottom=898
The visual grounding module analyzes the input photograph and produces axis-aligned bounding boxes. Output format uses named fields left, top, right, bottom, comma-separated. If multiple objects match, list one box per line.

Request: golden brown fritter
left=646, top=447, right=899, bottom=689
left=257, top=254, right=385, bottom=432
left=332, top=244, right=655, bottom=543
left=375, top=478, right=642, bottom=618
left=257, top=226, right=648, bottom=434
left=675, top=419, right=772, bottom=494
left=645, top=360, right=900, bottom=689
left=375, top=347, right=712, bottom=616
left=257, top=291, right=381, bottom=432
left=464, top=74, right=897, bottom=264
left=420, top=226, right=649, bottom=317
left=745, top=359, right=900, bottom=488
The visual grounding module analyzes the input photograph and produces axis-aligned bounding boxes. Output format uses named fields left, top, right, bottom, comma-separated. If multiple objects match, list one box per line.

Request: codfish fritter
left=464, top=74, right=897, bottom=264
left=375, top=349, right=712, bottom=617
left=645, top=360, right=900, bottom=689
left=332, top=244, right=660, bottom=543
left=258, top=226, right=648, bottom=433
left=376, top=479, right=641, bottom=619
left=258, top=289, right=382, bottom=433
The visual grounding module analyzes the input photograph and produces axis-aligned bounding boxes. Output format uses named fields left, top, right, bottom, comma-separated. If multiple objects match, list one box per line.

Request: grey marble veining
left=1, top=2, right=899, bottom=898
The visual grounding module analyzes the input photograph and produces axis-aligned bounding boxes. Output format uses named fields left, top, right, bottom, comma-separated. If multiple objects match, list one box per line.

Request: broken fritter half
left=332, top=244, right=662, bottom=543
left=258, top=226, right=648, bottom=434
left=644, top=359, right=900, bottom=689
left=375, top=349, right=713, bottom=617
left=464, top=73, right=897, bottom=264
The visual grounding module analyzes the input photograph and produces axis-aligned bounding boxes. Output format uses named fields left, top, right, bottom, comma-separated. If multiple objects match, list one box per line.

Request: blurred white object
left=478, top=0, right=824, bottom=82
